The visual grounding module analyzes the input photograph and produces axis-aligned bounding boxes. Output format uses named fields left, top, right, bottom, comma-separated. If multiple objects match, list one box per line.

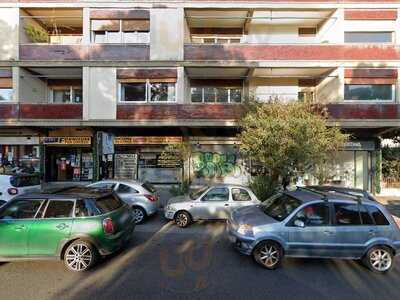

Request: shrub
left=249, top=175, right=280, bottom=201
left=169, top=180, right=190, bottom=197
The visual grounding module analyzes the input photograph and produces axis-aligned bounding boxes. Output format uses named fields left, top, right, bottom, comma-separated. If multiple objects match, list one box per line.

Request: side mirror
left=294, top=219, right=305, bottom=228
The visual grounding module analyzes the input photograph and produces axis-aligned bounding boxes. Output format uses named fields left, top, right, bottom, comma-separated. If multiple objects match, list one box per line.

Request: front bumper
left=227, top=222, right=255, bottom=256
left=164, top=209, right=175, bottom=220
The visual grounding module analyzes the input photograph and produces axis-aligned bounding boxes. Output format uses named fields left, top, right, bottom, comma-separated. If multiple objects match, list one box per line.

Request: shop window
left=344, top=32, right=393, bottom=43
left=120, top=81, right=175, bottom=103
left=0, top=88, right=13, bottom=101
left=190, top=86, right=242, bottom=103
left=91, top=19, right=149, bottom=44
left=344, top=84, right=393, bottom=101
left=50, top=87, right=82, bottom=103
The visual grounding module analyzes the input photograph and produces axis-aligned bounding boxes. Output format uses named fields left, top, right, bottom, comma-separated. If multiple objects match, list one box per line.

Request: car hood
left=168, top=195, right=193, bottom=205
left=231, top=205, right=278, bottom=227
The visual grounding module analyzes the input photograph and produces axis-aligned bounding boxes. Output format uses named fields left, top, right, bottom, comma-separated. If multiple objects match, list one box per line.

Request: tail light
left=8, top=188, right=18, bottom=195
left=145, top=194, right=157, bottom=202
left=102, top=218, right=115, bottom=235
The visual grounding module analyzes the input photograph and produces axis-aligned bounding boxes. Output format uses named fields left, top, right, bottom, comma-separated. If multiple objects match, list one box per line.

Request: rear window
left=95, top=195, right=124, bottom=214
left=75, top=199, right=101, bottom=217
left=142, top=182, right=156, bottom=193
left=10, top=174, right=40, bottom=187
left=367, top=205, right=390, bottom=226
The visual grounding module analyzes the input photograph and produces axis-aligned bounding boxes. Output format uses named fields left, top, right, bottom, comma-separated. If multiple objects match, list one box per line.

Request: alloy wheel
left=132, top=208, right=145, bottom=224
left=65, top=243, right=93, bottom=272
left=258, top=244, right=279, bottom=268
left=176, top=213, right=188, bottom=227
left=369, top=249, right=392, bottom=272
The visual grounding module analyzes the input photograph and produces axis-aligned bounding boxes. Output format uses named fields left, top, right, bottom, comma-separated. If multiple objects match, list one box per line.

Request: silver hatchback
left=165, top=185, right=260, bottom=228
left=228, top=187, right=400, bottom=274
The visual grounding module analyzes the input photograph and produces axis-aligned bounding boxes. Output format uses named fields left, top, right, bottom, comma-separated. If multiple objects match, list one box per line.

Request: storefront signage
left=97, top=132, right=114, bottom=155
left=114, top=136, right=182, bottom=145
left=41, top=137, right=92, bottom=145
left=343, top=141, right=376, bottom=151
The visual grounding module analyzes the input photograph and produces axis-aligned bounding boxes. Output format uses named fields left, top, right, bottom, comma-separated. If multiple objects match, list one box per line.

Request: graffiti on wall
left=191, top=152, right=243, bottom=179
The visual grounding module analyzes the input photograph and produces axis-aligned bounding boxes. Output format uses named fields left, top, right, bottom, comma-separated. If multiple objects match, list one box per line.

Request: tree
left=238, top=100, right=349, bottom=187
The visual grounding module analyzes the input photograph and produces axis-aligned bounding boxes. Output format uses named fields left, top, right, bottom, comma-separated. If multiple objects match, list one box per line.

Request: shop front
left=42, top=136, right=94, bottom=182
left=110, top=136, right=183, bottom=184
left=0, top=135, right=40, bottom=173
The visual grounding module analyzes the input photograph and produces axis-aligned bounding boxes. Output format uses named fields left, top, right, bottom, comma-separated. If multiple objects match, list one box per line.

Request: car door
left=286, top=201, right=333, bottom=258
left=0, top=199, right=44, bottom=257
left=331, top=202, right=378, bottom=258
left=191, top=187, right=230, bottom=220
left=28, top=199, right=74, bottom=256
left=230, top=188, right=256, bottom=212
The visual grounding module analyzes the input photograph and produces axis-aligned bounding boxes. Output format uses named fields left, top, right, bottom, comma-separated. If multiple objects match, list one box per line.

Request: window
left=298, top=27, right=317, bottom=37
left=232, top=188, right=252, bottom=202
left=293, top=203, right=330, bottom=226
left=0, top=88, right=12, bottom=101
left=120, top=81, right=176, bottom=103
left=51, top=87, right=83, bottom=103
left=334, top=203, right=361, bottom=225
left=116, top=184, right=138, bottom=194
left=0, top=200, right=43, bottom=220
left=367, top=205, right=390, bottom=225
left=360, top=205, right=374, bottom=225
left=93, top=31, right=106, bottom=43
left=202, top=188, right=229, bottom=202
left=345, top=32, right=393, bottom=43
left=44, top=200, right=74, bottom=218
left=95, top=195, right=124, bottom=213
left=190, top=87, right=242, bottom=103
left=89, top=182, right=116, bottom=190
left=192, top=36, right=242, bottom=44
left=260, top=194, right=301, bottom=221
left=344, top=84, right=393, bottom=101
left=75, top=199, right=100, bottom=217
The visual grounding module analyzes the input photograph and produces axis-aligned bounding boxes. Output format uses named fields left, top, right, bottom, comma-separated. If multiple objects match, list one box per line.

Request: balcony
left=0, top=103, right=82, bottom=120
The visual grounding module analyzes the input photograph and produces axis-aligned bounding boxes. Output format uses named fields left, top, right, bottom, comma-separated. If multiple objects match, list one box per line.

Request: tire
left=63, top=240, right=97, bottom=272
left=132, top=206, right=147, bottom=224
left=362, top=245, right=394, bottom=274
left=253, top=241, right=283, bottom=270
left=174, top=211, right=191, bottom=228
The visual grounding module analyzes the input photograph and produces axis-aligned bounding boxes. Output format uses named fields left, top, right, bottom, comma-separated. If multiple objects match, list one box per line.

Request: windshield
left=260, top=193, right=301, bottom=221
left=189, top=186, right=209, bottom=200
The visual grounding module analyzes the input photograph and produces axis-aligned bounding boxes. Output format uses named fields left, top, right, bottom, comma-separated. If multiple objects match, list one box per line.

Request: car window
left=260, top=194, right=301, bottom=222
left=44, top=200, right=74, bottom=219
left=202, top=188, right=229, bottom=202
left=142, top=182, right=156, bottom=193
left=360, top=205, right=374, bottom=225
left=334, top=203, right=361, bottom=226
left=366, top=205, right=390, bottom=226
left=232, top=188, right=252, bottom=202
left=10, top=174, right=40, bottom=187
left=116, top=184, right=138, bottom=194
left=89, top=182, right=116, bottom=190
left=95, top=195, right=124, bottom=214
left=293, top=203, right=330, bottom=226
left=0, top=200, right=44, bottom=220
left=75, top=199, right=101, bottom=217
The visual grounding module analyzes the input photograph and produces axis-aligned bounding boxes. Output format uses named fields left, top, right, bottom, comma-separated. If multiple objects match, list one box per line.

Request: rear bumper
left=97, top=221, right=135, bottom=256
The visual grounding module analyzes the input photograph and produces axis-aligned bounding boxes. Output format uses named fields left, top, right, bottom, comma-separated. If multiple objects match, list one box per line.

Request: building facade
left=1, top=0, right=400, bottom=192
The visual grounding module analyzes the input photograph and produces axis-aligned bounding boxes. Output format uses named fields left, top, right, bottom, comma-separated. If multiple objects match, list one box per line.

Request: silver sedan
left=87, top=180, right=159, bottom=224
left=164, top=185, right=260, bottom=228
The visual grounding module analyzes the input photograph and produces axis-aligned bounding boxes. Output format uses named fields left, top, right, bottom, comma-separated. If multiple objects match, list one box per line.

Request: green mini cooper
left=0, top=187, right=135, bottom=272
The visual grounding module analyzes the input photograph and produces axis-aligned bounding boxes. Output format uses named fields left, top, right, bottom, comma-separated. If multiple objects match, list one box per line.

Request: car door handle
left=324, top=230, right=333, bottom=235
left=368, top=230, right=376, bottom=236
left=56, top=223, right=69, bottom=230
left=224, top=204, right=230, bottom=206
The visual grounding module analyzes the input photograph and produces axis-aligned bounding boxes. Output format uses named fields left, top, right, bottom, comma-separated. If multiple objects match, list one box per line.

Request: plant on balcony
left=24, top=24, right=49, bottom=43
left=238, top=99, right=349, bottom=188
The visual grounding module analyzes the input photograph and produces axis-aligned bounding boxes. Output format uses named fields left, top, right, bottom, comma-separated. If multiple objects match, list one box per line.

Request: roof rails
left=297, top=186, right=363, bottom=203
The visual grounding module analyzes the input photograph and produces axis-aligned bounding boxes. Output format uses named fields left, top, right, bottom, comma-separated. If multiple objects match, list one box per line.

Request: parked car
left=227, top=186, right=400, bottom=274
left=87, top=180, right=158, bottom=224
left=165, top=185, right=260, bottom=228
left=0, top=186, right=135, bottom=272
left=0, top=173, right=41, bottom=205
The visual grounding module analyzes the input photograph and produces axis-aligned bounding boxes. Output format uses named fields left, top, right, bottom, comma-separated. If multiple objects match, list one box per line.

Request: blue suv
left=228, top=186, right=400, bottom=273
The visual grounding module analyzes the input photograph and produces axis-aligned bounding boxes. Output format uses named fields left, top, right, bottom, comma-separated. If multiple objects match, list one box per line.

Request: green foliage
left=169, top=180, right=190, bottom=196
left=24, top=24, right=49, bottom=43
left=160, top=141, right=192, bottom=165
left=249, top=175, right=280, bottom=201
left=239, top=100, right=349, bottom=183
left=376, top=150, right=382, bottom=194
left=382, top=146, right=400, bottom=185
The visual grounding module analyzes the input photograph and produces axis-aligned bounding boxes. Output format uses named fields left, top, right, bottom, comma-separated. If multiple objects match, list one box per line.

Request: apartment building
left=0, top=0, right=399, bottom=192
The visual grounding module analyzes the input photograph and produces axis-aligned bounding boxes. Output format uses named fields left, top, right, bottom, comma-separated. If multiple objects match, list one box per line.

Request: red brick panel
left=117, top=69, right=177, bottom=79
left=0, top=104, right=18, bottom=119
left=344, top=10, right=398, bottom=20
left=344, top=78, right=396, bottom=84
left=327, top=104, right=400, bottom=119
left=344, top=69, right=398, bottom=78
left=19, top=104, right=82, bottom=119
left=117, top=104, right=244, bottom=120
left=88, top=45, right=150, bottom=61
left=90, top=9, right=149, bottom=20
left=184, top=44, right=400, bottom=61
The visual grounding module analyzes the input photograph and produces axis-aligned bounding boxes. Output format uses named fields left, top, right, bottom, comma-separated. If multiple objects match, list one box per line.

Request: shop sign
left=41, top=137, right=92, bottom=145
left=343, top=141, right=376, bottom=151
left=97, top=132, right=114, bottom=155
left=114, top=136, right=182, bottom=145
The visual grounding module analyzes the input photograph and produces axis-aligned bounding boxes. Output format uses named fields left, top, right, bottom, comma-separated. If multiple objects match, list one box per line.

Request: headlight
left=237, top=224, right=253, bottom=236
left=166, top=205, right=175, bottom=211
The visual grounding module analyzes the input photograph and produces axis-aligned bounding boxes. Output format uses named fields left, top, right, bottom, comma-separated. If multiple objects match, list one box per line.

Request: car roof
left=208, top=184, right=251, bottom=189
left=91, top=179, right=144, bottom=186
left=13, top=186, right=113, bottom=200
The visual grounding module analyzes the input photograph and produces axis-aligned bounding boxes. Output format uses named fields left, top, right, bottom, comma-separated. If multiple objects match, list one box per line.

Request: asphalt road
left=0, top=215, right=399, bottom=300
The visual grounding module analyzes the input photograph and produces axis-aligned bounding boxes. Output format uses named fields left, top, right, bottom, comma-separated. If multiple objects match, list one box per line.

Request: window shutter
left=122, top=20, right=150, bottom=32
left=92, top=20, right=120, bottom=31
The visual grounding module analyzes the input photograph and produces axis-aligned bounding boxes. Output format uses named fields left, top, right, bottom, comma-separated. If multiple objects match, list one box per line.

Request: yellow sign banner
left=41, top=137, right=92, bottom=145
left=114, top=136, right=182, bottom=145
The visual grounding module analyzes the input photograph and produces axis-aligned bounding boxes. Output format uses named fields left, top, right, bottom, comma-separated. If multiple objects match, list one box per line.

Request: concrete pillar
left=176, top=67, right=185, bottom=103
left=82, top=7, right=91, bottom=45
left=12, top=66, right=19, bottom=102
left=82, top=66, right=90, bottom=120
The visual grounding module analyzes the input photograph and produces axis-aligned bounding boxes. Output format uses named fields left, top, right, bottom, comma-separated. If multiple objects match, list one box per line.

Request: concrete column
left=12, top=66, right=19, bottom=102
left=396, top=68, right=400, bottom=103
left=176, top=67, right=185, bottom=103
left=82, top=7, right=91, bottom=45
left=395, top=8, right=400, bottom=45
left=82, top=66, right=90, bottom=120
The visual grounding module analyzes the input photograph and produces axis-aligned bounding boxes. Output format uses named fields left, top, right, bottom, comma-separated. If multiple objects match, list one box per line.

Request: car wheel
left=64, top=240, right=97, bottom=272
left=253, top=241, right=283, bottom=270
left=175, top=211, right=191, bottom=228
left=132, top=207, right=146, bottom=224
left=363, top=246, right=394, bottom=274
